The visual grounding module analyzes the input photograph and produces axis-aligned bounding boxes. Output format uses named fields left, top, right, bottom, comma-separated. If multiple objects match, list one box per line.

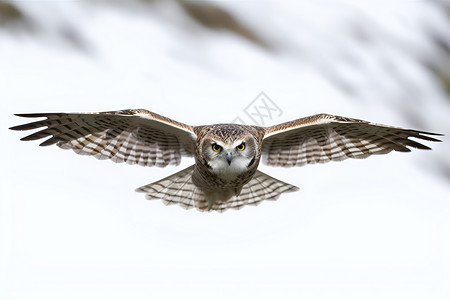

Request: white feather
left=209, top=154, right=252, bottom=180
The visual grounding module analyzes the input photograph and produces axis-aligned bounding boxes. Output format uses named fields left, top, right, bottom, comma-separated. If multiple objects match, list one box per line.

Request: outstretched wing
left=262, top=114, right=442, bottom=167
left=10, top=109, right=196, bottom=167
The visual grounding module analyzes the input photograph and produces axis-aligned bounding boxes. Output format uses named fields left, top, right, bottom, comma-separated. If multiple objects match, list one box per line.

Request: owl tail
left=135, top=165, right=204, bottom=210
left=222, top=170, right=299, bottom=212
left=136, top=165, right=299, bottom=212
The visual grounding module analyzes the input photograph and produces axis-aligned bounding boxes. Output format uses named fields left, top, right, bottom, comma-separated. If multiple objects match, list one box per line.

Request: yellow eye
left=236, top=143, right=245, bottom=151
left=212, top=144, right=222, bottom=152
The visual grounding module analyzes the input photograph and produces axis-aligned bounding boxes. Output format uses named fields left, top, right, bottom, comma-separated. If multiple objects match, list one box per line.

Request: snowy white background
left=1, top=0, right=450, bottom=299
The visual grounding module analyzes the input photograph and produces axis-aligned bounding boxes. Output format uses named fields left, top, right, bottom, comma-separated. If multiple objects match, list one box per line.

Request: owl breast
left=194, top=158, right=259, bottom=189
left=208, top=154, right=253, bottom=180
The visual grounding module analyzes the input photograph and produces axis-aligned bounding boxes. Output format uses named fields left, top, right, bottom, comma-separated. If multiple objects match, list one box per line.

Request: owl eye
left=212, top=143, right=222, bottom=152
left=236, top=143, right=245, bottom=151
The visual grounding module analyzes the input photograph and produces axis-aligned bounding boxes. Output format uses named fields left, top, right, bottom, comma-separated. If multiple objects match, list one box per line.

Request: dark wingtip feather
left=417, top=130, right=443, bottom=136
left=417, top=132, right=443, bottom=142
left=9, top=125, right=21, bottom=131
left=14, top=113, right=51, bottom=118
left=396, top=147, right=412, bottom=153
left=10, top=123, right=42, bottom=131
left=10, top=114, right=51, bottom=131
left=19, top=129, right=50, bottom=141
left=421, top=136, right=442, bottom=143
left=39, top=138, right=58, bottom=147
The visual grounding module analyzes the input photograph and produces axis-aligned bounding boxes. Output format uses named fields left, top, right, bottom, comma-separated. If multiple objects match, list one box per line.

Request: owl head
left=200, top=125, right=259, bottom=179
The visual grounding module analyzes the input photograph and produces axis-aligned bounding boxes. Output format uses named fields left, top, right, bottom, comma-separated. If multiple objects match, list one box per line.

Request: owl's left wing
left=10, top=109, right=196, bottom=167
left=261, top=114, right=442, bottom=167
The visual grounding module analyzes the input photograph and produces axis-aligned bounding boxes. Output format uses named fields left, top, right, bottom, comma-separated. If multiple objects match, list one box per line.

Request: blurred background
left=1, top=0, right=450, bottom=299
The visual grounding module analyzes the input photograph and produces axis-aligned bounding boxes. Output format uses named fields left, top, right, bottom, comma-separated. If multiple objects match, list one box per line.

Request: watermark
left=231, top=92, right=283, bottom=126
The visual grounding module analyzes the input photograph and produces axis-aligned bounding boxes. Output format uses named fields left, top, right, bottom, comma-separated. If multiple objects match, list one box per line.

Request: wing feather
left=10, top=109, right=196, bottom=167
left=262, top=114, right=442, bottom=167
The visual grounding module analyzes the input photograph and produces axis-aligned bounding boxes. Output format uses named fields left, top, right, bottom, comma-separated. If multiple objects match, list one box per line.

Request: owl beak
left=226, top=152, right=233, bottom=165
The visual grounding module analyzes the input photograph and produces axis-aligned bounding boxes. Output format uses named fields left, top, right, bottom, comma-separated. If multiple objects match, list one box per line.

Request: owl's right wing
left=10, top=109, right=197, bottom=167
left=261, top=114, right=442, bottom=167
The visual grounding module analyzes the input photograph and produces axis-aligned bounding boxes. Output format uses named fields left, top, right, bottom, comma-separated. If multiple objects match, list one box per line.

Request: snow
left=1, top=1, right=449, bottom=299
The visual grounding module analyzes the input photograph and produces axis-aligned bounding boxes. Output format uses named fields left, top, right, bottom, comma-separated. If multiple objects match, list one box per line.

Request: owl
left=10, top=109, right=441, bottom=212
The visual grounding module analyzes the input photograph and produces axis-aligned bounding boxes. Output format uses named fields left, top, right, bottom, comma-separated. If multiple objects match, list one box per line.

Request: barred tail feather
left=211, top=170, right=299, bottom=212
left=135, top=165, right=204, bottom=210
left=136, top=166, right=299, bottom=212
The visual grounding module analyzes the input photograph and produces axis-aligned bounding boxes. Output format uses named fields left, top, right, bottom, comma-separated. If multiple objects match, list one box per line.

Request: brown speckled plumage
left=10, top=110, right=441, bottom=212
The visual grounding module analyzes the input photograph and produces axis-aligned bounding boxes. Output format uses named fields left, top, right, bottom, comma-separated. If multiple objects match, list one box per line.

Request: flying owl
left=10, top=109, right=441, bottom=212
